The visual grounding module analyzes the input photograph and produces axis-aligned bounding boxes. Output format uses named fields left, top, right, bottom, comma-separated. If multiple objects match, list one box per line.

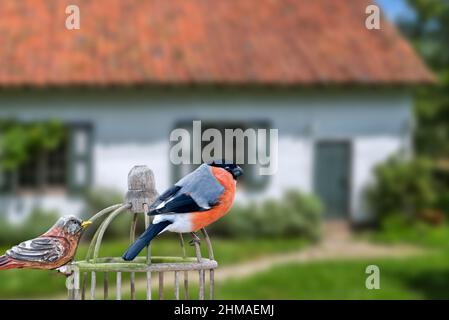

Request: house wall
left=0, top=89, right=413, bottom=223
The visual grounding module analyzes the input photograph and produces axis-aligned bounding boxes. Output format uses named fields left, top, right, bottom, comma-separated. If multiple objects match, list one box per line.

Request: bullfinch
left=122, top=160, right=243, bottom=261
left=0, top=216, right=92, bottom=273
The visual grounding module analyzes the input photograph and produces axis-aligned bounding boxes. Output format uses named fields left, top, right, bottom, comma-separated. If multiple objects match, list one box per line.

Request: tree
left=399, top=0, right=449, bottom=161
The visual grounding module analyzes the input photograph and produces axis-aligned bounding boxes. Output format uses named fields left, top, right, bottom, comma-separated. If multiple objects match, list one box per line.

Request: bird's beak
left=81, top=220, right=92, bottom=229
left=232, top=167, right=244, bottom=178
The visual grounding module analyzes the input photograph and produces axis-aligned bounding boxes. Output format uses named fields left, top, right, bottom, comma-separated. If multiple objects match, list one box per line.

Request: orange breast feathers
left=191, top=166, right=237, bottom=231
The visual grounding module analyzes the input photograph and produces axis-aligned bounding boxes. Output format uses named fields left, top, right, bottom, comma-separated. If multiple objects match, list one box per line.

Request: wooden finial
left=125, top=166, right=159, bottom=213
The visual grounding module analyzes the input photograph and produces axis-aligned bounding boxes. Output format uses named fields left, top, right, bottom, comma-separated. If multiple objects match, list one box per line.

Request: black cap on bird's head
left=208, top=159, right=244, bottom=180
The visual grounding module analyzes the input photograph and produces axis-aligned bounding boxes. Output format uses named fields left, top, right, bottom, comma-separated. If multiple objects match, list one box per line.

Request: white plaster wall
left=260, top=136, right=314, bottom=199
left=351, top=137, right=404, bottom=223
left=0, top=195, right=84, bottom=223
left=94, top=141, right=170, bottom=193
left=0, top=89, right=413, bottom=223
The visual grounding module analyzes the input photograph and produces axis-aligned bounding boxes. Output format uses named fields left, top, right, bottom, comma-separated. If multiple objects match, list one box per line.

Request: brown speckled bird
left=0, top=216, right=91, bottom=273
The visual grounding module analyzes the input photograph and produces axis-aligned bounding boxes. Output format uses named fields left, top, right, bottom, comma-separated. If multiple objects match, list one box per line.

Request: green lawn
left=215, top=251, right=449, bottom=299
left=4, top=233, right=449, bottom=300
left=0, top=237, right=306, bottom=299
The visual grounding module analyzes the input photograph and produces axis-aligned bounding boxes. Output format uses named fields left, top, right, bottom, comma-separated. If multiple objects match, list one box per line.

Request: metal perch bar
left=209, top=269, right=214, bottom=300
left=88, top=204, right=123, bottom=224
left=85, top=205, right=123, bottom=261
left=174, top=271, right=180, bottom=300
left=130, top=213, right=138, bottom=300
left=146, top=271, right=152, bottom=300
left=74, top=257, right=217, bottom=272
left=91, top=271, right=96, bottom=300
left=130, top=271, right=136, bottom=300
left=144, top=203, right=151, bottom=264
left=74, top=267, right=80, bottom=300
left=159, top=272, right=164, bottom=300
left=104, top=273, right=109, bottom=300
left=116, top=272, right=121, bottom=300
left=81, top=272, right=87, bottom=300
left=179, top=233, right=190, bottom=299
left=179, top=233, right=187, bottom=258
left=201, top=228, right=214, bottom=260
left=93, top=203, right=131, bottom=262
left=193, top=238, right=202, bottom=262
left=184, top=271, right=190, bottom=300
left=85, top=223, right=104, bottom=262
left=198, top=270, right=205, bottom=300
left=143, top=203, right=152, bottom=300
left=201, top=228, right=215, bottom=300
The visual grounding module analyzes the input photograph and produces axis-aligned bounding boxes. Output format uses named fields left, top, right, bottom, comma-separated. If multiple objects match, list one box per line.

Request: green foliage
left=399, top=1, right=449, bottom=160
left=366, top=156, right=436, bottom=220
left=371, top=214, right=449, bottom=248
left=435, top=190, right=449, bottom=215
left=0, top=208, right=60, bottom=246
left=208, top=190, right=323, bottom=241
left=0, top=119, right=66, bottom=170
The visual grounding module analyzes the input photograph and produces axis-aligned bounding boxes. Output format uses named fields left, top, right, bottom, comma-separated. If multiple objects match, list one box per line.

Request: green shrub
left=366, top=156, right=436, bottom=221
left=436, top=191, right=449, bottom=217
left=208, top=190, right=323, bottom=241
left=372, top=214, right=449, bottom=248
left=0, top=208, right=60, bottom=246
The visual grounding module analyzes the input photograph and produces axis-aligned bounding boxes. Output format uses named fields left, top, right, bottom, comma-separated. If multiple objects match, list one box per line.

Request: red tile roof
left=0, top=0, right=435, bottom=87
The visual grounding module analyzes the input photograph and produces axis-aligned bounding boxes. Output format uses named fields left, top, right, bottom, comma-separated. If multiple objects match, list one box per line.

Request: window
left=17, top=141, right=67, bottom=191
left=0, top=122, right=92, bottom=194
left=172, top=120, right=271, bottom=190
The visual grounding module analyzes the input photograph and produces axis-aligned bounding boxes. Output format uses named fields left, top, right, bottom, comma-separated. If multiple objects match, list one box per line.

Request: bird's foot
left=189, top=232, right=201, bottom=246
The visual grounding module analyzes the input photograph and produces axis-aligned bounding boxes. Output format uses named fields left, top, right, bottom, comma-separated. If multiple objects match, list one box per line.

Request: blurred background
left=0, top=0, right=448, bottom=299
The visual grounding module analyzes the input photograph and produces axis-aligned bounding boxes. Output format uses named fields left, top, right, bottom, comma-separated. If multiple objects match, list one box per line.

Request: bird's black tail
left=122, top=221, right=172, bottom=261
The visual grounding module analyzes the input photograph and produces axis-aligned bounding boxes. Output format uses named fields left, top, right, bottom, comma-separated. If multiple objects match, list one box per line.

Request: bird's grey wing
left=6, top=237, right=67, bottom=263
left=175, top=164, right=224, bottom=209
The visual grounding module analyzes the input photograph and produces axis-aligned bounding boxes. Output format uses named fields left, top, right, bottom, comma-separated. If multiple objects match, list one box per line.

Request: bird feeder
left=66, top=166, right=217, bottom=300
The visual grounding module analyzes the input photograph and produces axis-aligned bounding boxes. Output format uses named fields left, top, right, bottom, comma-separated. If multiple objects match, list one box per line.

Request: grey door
left=314, top=141, right=351, bottom=218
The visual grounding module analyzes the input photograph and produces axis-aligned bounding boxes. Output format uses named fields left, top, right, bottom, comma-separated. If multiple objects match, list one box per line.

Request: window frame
left=0, top=121, right=93, bottom=196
